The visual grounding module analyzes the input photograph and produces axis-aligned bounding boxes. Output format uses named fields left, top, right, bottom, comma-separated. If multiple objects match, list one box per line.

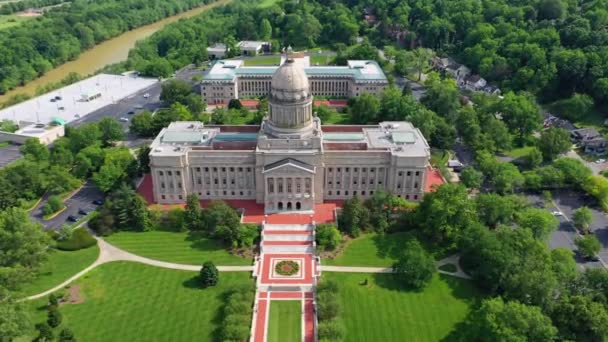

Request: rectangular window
left=287, top=178, right=292, bottom=193
left=296, top=178, right=301, bottom=193
left=397, top=183, right=402, bottom=189
left=177, top=182, right=182, bottom=188
left=197, top=178, right=202, bottom=185
left=222, top=179, right=227, bottom=185
left=158, top=171, right=164, bottom=176
left=346, top=167, right=350, bottom=172
left=176, top=171, right=181, bottom=176
left=178, top=195, right=183, bottom=200
left=407, top=171, right=411, bottom=176
left=168, top=171, right=172, bottom=176
left=414, top=182, right=418, bottom=188
left=268, top=179, right=274, bottom=193
left=161, top=182, right=165, bottom=189
left=247, top=167, right=252, bottom=172
left=398, top=171, right=403, bottom=177
left=328, top=167, right=333, bottom=172
left=362, top=168, right=367, bottom=172
left=354, top=168, right=359, bottom=172
left=161, top=195, right=166, bottom=200
left=415, top=171, right=420, bottom=176
left=204, top=167, right=209, bottom=172
left=230, top=167, right=234, bottom=172
left=213, top=167, right=218, bottom=172
left=214, top=178, right=218, bottom=185
left=238, top=167, right=243, bottom=172
left=222, top=167, right=226, bottom=172
left=196, top=167, right=201, bottom=172
left=278, top=179, right=284, bottom=193
left=305, top=178, right=311, bottom=193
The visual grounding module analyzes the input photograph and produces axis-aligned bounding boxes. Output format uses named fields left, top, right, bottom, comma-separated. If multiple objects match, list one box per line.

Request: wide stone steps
left=263, top=232, right=313, bottom=242
left=263, top=223, right=313, bottom=231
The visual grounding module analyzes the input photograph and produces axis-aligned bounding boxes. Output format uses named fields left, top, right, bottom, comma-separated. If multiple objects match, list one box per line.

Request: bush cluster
left=42, top=195, right=64, bottom=217
left=55, top=228, right=97, bottom=251
left=317, top=280, right=345, bottom=341
left=219, top=284, right=255, bottom=342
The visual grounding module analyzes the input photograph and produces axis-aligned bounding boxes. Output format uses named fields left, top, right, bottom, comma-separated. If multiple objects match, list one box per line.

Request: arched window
left=278, top=202, right=284, bottom=210
left=287, top=202, right=293, bottom=210
left=296, top=202, right=301, bottom=210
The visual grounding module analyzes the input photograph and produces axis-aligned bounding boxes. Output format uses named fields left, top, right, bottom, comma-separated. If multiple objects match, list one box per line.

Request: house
left=237, top=41, right=271, bottom=56
left=571, top=128, right=607, bottom=155
left=431, top=57, right=453, bottom=71
left=445, top=63, right=471, bottom=83
left=206, top=43, right=229, bottom=59
left=464, top=74, right=487, bottom=91
left=482, top=85, right=501, bottom=96
left=447, top=160, right=464, bottom=172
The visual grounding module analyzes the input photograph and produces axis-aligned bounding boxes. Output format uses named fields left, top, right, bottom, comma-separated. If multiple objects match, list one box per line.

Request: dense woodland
left=0, top=0, right=216, bottom=93
left=0, top=0, right=68, bottom=15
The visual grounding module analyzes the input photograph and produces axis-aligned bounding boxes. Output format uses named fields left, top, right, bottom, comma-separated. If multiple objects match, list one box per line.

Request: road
left=31, top=181, right=104, bottom=230
left=0, top=144, right=22, bottom=168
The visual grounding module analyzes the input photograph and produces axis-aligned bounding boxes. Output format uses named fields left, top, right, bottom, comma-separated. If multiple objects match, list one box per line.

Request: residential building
left=237, top=41, right=272, bottom=56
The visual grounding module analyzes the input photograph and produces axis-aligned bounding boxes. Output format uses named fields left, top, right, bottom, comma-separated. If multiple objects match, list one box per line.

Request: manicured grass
left=19, top=244, right=99, bottom=296
left=324, top=233, right=411, bottom=267
left=503, top=145, right=535, bottom=158
left=258, top=0, right=279, bottom=8
left=23, top=262, right=254, bottom=341
left=309, top=54, right=334, bottom=65
left=243, top=55, right=281, bottom=66
left=0, top=141, right=10, bottom=148
left=268, top=300, right=301, bottom=342
left=319, top=109, right=349, bottom=124
left=324, top=272, right=480, bottom=342
left=105, top=230, right=252, bottom=265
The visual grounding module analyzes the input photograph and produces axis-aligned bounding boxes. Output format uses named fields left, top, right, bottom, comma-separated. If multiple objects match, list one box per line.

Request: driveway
left=32, top=181, right=104, bottom=230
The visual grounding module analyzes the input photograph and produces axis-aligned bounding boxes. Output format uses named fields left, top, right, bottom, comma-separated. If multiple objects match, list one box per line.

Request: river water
left=0, top=0, right=227, bottom=103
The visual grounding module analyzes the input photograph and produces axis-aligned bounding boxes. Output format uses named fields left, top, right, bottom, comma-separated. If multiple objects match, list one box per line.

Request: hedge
left=56, top=228, right=97, bottom=251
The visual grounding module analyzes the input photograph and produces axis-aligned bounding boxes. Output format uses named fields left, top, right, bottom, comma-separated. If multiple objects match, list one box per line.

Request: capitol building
left=148, top=55, right=431, bottom=212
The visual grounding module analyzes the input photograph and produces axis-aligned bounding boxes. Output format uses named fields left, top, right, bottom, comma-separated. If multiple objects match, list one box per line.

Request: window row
left=267, top=177, right=311, bottom=194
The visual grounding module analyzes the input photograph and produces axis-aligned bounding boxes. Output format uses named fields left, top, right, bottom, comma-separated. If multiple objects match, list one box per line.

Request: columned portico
left=263, top=158, right=315, bottom=213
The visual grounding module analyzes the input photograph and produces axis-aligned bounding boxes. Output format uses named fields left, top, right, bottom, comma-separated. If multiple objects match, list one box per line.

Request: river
left=0, top=0, right=228, bottom=103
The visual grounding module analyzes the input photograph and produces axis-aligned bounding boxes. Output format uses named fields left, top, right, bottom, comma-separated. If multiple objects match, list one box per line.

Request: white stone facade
left=150, top=57, right=429, bottom=213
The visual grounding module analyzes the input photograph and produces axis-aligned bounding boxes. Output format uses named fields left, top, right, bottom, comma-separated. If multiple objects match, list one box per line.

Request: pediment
left=262, top=158, right=315, bottom=174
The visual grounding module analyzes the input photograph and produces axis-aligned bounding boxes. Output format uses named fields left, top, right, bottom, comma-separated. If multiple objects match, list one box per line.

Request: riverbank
left=0, top=0, right=229, bottom=104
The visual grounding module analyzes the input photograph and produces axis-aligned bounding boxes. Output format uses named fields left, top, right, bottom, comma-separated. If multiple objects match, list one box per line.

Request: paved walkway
left=321, top=254, right=472, bottom=279
left=25, top=237, right=253, bottom=301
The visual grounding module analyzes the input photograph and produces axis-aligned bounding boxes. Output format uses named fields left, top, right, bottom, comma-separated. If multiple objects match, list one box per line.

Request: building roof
left=237, top=41, right=268, bottom=50
left=203, top=58, right=387, bottom=82
left=263, top=158, right=315, bottom=173
left=207, top=43, right=228, bottom=52
left=0, top=74, right=156, bottom=126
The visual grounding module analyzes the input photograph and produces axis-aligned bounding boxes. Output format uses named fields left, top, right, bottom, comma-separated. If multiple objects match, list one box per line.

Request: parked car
left=67, top=215, right=78, bottom=222
left=143, top=93, right=150, bottom=98
left=127, top=111, right=135, bottom=115
left=119, top=117, right=129, bottom=122
left=78, top=208, right=90, bottom=215
left=50, top=98, right=56, bottom=102
left=595, top=159, right=606, bottom=164
left=93, top=199, right=104, bottom=205
left=55, top=95, right=62, bottom=100
left=552, top=211, right=563, bottom=216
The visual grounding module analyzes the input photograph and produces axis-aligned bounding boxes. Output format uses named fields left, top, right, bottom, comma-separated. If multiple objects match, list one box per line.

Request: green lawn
left=0, top=141, right=10, bottom=148
left=243, top=55, right=281, bottom=66
left=319, top=109, right=349, bottom=124
left=258, top=0, right=279, bottom=8
left=20, top=244, right=99, bottom=296
left=22, top=262, right=253, bottom=341
left=324, top=272, right=479, bottom=342
left=310, top=54, right=334, bottom=65
left=105, top=230, right=252, bottom=266
left=268, top=300, right=301, bottom=342
left=503, top=145, right=535, bottom=159
left=324, top=233, right=411, bottom=267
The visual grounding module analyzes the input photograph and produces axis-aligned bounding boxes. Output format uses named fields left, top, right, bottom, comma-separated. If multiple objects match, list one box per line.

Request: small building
left=445, top=64, right=471, bottom=82
left=483, top=85, right=501, bottom=96
left=447, top=160, right=464, bottom=172
left=583, top=138, right=607, bottom=156
left=571, top=128, right=607, bottom=155
left=463, top=74, right=487, bottom=91
left=0, top=120, right=65, bottom=145
left=237, top=41, right=271, bottom=56
left=431, top=57, right=453, bottom=71
left=571, top=128, right=601, bottom=142
left=207, top=43, right=229, bottom=60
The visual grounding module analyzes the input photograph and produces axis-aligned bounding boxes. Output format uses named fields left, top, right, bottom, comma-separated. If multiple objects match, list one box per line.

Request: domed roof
left=271, top=59, right=309, bottom=100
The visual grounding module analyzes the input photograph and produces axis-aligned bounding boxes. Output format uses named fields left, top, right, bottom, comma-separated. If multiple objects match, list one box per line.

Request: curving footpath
left=25, top=238, right=470, bottom=301
left=25, top=237, right=253, bottom=301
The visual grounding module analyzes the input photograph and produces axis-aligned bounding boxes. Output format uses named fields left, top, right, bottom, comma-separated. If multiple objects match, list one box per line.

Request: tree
left=21, top=138, right=49, bottom=161
left=516, top=208, right=559, bottom=240
left=34, top=322, right=54, bottom=342
left=338, top=196, right=369, bottom=237
left=493, top=92, right=541, bottom=142
left=538, top=0, right=566, bottom=20
left=576, top=235, right=601, bottom=260
left=200, top=261, right=219, bottom=287
left=315, top=224, right=341, bottom=251
left=552, top=93, right=594, bottom=121
left=404, top=48, right=435, bottom=81
left=460, top=167, right=483, bottom=190
left=392, top=238, right=435, bottom=290
left=143, top=58, right=173, bottom=78
left=130, top=111, right=155, bottom=137
left=465, top=297, right=558, bottom=341
left=539, top=127, right=571, bottom=161
left=422, top=74, right=460, bottom=118
left=0, top=208, right=50, bottom=290
left=160, top=79, right=192, bottom=106
left=475, top=193, right=519, bottom=228
left=47, top=305, right=63, bottom=327
left=93, top=147, right=136, bottom=193
left=349, top=92, right=380, bottom=124
left=0, top=288, right=29, bottom=340
left=259, top=18, right=272, bottom=40
left=137, top=146, right=151, bottom=174
left=184, top=193, right=202, bottom=231
left=573, top=207, right=593, bottom=234
left=550, top=294, right=608, bottom=341
left=527, top=147, right=543, bottom=169
left=98, top=117, right=124, bottom=146
left=228, top=99, right=242, bottom=110
left=42, top=195, right=64, bottom=216
left=58, top=328, right=76, bottom=342
left=46, top=166, right=81, bottom=195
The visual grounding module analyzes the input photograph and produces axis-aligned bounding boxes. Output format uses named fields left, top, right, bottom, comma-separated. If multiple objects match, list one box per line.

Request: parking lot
left=32, top=181, right=104, bottom=230
left=0, top=144, right=22, bottom=168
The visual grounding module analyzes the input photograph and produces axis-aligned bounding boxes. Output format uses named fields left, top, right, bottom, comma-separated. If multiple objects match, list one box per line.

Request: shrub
left=318, top=319, right=345, bottom=341
left=316, top=224, right=342, bottom=251
left=56, top=228, right=96, bottom=251
left=42, top=195, right=64, bottom=216
left=317, top=291, right=339, bottom=321
left=200, top=261, right=219, bottom=287
left=166, top=207, right=186, bottom=231
left=35, top=323, right=54, bottom=342
left=47, top=306, right=63, bottom=327
left=575, top=235, right=601, bottom=260
left=48, top=294, right=59, bottom=308
left=58, top=328, right=76, bottom=342
left=57, top=225, right=74, bottom=241
left=236, top=224, right=259, bottom=248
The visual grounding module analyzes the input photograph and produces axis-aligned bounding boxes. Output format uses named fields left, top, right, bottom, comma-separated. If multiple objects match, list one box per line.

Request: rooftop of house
left=150, top=121, right=429, bottom=158
left=207, top=43, right=228, bottom=52
left=237, top=41, right=269, bottom=50
left=572, top=128, right=601, bottom=140
left=203, top=58, right=388, bottom=83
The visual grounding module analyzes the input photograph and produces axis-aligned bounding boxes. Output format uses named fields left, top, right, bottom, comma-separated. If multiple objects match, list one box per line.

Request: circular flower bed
left=275, top=260, right=300, bottom=276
